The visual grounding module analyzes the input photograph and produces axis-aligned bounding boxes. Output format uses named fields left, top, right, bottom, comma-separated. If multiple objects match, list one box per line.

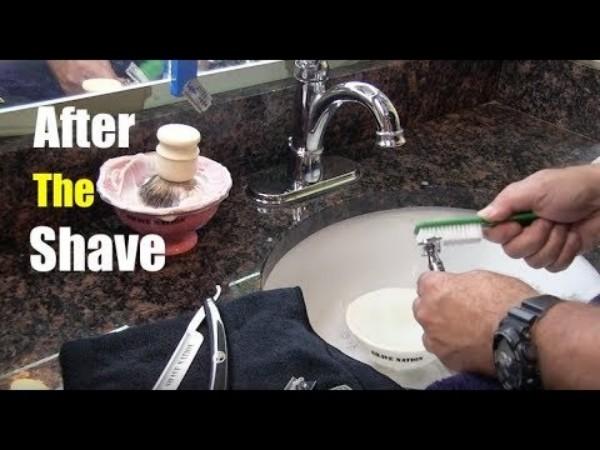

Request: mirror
left=0, top=60, right=362, bottom=137
left=0, top=60, right=264, bottom=109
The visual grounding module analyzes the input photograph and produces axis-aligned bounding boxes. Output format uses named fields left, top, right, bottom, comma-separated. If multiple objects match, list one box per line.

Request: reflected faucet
left=248, top=60, right=405, bottom=205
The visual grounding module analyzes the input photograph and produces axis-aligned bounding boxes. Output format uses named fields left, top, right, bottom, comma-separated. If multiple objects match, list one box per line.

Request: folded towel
left=59, top=287, right=403, bottom=390
left=426, top=373, right=502, bottom=390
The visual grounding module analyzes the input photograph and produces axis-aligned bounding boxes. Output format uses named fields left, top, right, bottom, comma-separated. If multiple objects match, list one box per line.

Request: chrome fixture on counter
left=248, top=60, right=405, bottom=205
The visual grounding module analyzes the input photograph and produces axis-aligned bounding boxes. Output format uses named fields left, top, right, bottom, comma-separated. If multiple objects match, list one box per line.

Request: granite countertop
left=2, top=101, right=600, bottom=388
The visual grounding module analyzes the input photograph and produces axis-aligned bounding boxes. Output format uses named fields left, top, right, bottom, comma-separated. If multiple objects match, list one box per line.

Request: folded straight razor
left=152, top=286, right=221, bottom=390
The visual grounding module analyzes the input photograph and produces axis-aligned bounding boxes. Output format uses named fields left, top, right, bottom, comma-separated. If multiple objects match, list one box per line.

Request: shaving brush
left=139, top=124, right=201, bottom=208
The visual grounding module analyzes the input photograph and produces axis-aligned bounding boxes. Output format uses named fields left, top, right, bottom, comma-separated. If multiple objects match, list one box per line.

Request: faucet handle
left=294, top=60, right=329, bottom=83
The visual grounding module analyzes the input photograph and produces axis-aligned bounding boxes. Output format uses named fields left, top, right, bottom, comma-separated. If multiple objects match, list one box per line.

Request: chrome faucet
left=248, top=60, right=406, bottom=205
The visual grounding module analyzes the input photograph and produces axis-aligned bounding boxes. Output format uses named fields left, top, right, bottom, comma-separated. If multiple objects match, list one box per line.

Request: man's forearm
left=533, top=301, right=600, bottom=389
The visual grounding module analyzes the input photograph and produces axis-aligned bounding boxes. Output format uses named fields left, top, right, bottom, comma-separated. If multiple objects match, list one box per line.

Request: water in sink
left=263, top=207, right=600, bottom=389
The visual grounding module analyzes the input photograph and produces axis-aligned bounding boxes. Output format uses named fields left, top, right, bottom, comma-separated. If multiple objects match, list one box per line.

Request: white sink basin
left=263, top=207, right=600, bottom=389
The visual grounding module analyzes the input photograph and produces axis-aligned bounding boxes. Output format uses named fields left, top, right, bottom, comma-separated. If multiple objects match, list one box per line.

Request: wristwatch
left=493, top=295, right=564, bottom=390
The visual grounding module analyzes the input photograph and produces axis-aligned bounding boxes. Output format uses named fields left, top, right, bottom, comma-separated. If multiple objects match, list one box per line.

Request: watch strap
left=522, top=295, right=564, bottom=317
left=495, top=295, right=564, bottom=390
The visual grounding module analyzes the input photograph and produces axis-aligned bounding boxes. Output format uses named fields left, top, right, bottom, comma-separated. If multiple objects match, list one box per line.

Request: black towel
left=59, top=287, right=403, bottom=390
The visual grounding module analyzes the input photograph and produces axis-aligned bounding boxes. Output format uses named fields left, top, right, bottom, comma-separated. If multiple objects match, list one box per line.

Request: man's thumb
left=478, top=183, right=534, bottom=223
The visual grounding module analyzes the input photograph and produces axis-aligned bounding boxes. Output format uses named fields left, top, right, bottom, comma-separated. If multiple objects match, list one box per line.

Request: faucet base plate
left=247, top=156, right=360, bottom=206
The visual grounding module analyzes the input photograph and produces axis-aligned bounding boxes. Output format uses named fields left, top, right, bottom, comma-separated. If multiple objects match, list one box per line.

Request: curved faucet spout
left=247, top=63, right=408, bottom=205
left=306, top=81, right=406, bottom=153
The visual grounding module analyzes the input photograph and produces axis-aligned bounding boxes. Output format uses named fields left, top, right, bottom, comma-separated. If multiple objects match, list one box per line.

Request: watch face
left=494, top=339, right=522, bottom=390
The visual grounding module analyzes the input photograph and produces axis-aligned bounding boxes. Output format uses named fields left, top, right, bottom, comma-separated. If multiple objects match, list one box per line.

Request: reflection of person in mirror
left=0, top=60, right=61, bottom=107
left=413, top=164, right=600, bottom=389
left=47, top=60, right=123, bottom=95
left=0, top=60, right=138, bottom=107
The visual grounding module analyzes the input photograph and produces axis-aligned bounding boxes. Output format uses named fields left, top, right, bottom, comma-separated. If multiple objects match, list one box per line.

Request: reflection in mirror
left=0, top=60, right=262, bottom=109
left=0, top=60, right=363, bottom=138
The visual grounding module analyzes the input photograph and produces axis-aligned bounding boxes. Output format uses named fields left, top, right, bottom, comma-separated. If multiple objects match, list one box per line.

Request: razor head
left=418, top=237, right=446, bottom=272
left=284, top=376, right=317, bottom=390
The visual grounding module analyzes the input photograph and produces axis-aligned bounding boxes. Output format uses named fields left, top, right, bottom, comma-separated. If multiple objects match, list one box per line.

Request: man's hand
left=47, top=60, right=120, bottom=95
left=413, top=270, right=537, bottom=376
left=479, top=165, right=600, bottom=272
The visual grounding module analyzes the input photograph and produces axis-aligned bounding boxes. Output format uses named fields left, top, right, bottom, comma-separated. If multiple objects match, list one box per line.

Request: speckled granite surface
left=2, top=101, right=600, bottom=384
left=0, top=60, right=502, bottom=248
left=498, top=60, right=600, bottom=140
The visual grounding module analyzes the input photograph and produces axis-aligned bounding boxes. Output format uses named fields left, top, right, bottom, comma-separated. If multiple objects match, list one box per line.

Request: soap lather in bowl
left=97, top=151, right=232, bottom=256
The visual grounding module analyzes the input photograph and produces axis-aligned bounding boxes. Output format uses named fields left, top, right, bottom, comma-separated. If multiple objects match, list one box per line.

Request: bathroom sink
left=263, top=206, right=600, bottom=389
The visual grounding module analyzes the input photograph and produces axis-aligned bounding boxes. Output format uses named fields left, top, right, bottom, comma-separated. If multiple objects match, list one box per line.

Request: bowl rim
left=96, top=153, right=232, bottom=217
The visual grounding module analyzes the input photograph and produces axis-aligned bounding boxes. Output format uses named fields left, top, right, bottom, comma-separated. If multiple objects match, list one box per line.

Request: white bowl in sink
left=263, top=207, right=600, bottom=389
left=346, top=287, right=436, bottom=372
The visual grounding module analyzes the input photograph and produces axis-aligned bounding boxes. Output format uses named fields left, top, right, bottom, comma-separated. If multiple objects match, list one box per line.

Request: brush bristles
left=416, top=223, right=483, bottom=245
left=139, top=175, right=197, bottom=209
